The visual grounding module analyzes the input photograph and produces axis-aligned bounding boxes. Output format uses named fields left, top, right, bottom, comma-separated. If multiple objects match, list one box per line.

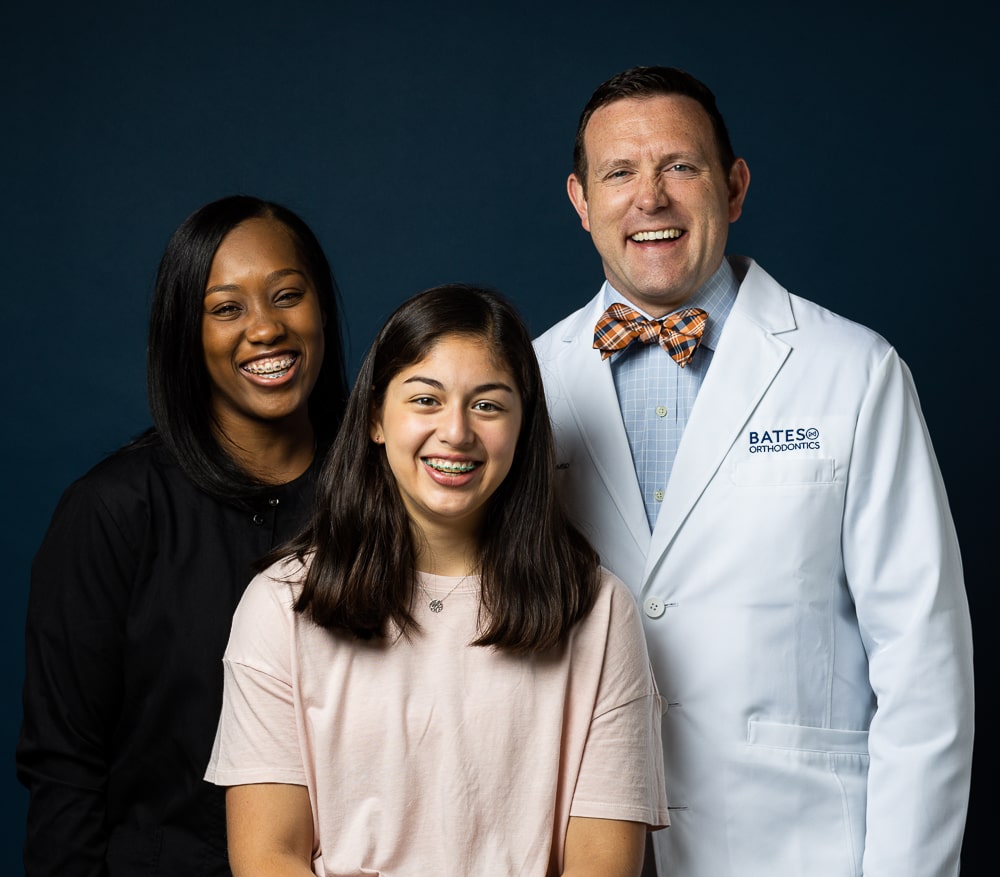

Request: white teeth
left=425, top=458, right=478, bottom=474
left=243, top=355, right=296, bottom=376
left=631, top=229, right=682, bottom=242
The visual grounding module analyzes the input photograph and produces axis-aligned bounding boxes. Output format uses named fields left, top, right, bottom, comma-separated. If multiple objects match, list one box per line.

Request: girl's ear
left=369, top=400, right=384, bottom=444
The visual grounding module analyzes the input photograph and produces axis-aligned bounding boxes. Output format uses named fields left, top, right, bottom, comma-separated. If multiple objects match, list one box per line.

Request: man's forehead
left=583, top=95, right=716, bottom=157
left=587, top=94, right=710, bottom=133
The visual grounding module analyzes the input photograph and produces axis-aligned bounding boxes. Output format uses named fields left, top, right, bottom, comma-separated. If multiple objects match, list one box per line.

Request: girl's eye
left=276, top=290, right=305, bottom=305
left=473, top=401, right=501, bottom=412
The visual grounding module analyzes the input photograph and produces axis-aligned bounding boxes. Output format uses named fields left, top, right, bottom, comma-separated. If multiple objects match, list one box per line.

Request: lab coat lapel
left=554, top=301, right=651, bottom=555
left=645, top=261, right=797, bottom=576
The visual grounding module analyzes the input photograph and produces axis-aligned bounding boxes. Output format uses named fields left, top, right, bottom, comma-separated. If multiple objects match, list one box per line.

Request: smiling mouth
left=423, top=457, right=481, bottom=474
left=242, top=354, right=298, bottom=380
left=630, top=229, right=683, bottom=242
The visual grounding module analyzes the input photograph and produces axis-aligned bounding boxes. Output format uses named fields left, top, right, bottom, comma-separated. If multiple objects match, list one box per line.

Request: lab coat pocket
left=730, top=457, right=836, bottom=486
left=748, top=718, right=868, bottom=754
left=724, top=719, right=868, bottom=876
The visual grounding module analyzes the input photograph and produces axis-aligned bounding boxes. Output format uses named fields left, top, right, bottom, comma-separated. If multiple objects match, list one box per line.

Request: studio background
left=3, top=0, right=994, bottom=871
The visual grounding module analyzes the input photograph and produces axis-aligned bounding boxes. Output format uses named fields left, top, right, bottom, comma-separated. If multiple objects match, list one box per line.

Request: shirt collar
left=600, top=257, right=739, bottom=353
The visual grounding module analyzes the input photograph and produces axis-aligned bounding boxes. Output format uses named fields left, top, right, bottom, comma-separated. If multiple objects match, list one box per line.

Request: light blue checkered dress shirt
left=603, top=257, right=740, bottom=530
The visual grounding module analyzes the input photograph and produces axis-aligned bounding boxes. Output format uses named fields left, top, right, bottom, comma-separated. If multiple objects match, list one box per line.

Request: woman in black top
left=16, top=195, right=349, bottom=876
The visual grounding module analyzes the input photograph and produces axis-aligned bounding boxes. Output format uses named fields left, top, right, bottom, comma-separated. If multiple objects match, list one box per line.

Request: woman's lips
left=240, top=353, right=299, bottom=382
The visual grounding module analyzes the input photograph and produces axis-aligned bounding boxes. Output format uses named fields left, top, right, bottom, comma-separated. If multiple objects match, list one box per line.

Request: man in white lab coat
left=534, top=66, right=974, bottom=877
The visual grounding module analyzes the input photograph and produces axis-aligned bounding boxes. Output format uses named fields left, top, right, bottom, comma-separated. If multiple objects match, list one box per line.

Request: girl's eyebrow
left=401, top=376, right=515, bottom=394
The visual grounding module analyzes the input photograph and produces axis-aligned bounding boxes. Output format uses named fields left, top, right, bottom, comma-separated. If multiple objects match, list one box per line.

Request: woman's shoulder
left=63, top=433, right=209, bottom=512
left=68, top=432, right=172, bottom=489
left=45, top=435, right=210, bottom=546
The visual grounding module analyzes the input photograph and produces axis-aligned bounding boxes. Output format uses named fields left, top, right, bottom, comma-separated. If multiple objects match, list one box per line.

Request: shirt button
left=644, top=597, right=666, bottom=618
left=655, top=406, right=667, bottom=417
left=654, top=489, right=664, bottom=502
left=268, top=497, right=280, bottom=507
left=252, top=514, right=265, bottom=526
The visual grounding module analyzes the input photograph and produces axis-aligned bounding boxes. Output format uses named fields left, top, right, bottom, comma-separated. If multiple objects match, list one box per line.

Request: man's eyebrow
left=592, top=157, right=638, bottom=176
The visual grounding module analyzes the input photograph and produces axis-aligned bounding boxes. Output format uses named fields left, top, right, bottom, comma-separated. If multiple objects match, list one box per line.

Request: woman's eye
left=276, top=290, right=305, bottom=306
left=473, top=401, right=501, bottom=412
left=210, top=303, right=241, bottom=317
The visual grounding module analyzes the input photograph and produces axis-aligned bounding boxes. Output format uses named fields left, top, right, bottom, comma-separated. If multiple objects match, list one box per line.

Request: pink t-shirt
left=206, top=560, right=668, bottom=875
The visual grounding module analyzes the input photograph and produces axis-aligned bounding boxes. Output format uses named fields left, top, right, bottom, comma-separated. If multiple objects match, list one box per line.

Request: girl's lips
left=421, top=457, right=483, bottom=486
left=422, top=457, right=481, bottom=474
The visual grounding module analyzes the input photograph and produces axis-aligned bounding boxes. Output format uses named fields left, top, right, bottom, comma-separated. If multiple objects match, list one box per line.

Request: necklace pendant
left=429, top=599, right=444, bottom=613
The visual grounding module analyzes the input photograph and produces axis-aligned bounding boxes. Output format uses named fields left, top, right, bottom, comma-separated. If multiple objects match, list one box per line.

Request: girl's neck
left=413, top=525, right=480, bottom=577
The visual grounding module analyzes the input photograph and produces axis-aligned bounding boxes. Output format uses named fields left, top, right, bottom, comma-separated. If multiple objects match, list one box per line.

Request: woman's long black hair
left=284, top=284, right=600, bottom=654
left=141, top=195, right=348, bottom=501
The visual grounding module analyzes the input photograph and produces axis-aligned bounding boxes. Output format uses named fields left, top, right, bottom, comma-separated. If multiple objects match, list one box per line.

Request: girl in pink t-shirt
left=207, top=285, right=668, bottom=876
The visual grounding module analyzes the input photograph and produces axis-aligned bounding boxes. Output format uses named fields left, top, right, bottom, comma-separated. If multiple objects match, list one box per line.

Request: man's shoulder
left=736, top=258, right=892, bottom=358
left=533, top=289, right=605, bottom=360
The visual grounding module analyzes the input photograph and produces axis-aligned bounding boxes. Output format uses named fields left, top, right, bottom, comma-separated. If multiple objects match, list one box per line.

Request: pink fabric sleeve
left=570, top=577, right=670, bottom=828
left=204, top=566, right=307, bottom=788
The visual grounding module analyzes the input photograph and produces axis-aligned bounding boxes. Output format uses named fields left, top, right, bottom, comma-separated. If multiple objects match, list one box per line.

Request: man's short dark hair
left=573, top=66, right=737, bottom=190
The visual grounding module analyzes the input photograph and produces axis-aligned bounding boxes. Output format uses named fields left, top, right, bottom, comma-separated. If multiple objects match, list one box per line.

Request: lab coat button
left=644, top=597, right=666, bottom=618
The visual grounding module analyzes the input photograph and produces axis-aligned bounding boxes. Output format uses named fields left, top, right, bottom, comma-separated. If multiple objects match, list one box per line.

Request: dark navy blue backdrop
left=4, top=1, right=995, bottom=870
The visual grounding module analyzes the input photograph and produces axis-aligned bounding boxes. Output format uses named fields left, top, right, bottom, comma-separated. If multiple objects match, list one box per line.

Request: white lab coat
left=534, top=257, right=974, bottom=876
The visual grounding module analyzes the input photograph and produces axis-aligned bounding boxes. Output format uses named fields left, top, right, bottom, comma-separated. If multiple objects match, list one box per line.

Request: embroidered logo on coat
left=748, top=427, right=821, bottom=454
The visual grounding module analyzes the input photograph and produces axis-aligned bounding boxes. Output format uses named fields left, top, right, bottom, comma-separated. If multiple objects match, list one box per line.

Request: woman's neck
left=214, top=414, right=316, bottom=486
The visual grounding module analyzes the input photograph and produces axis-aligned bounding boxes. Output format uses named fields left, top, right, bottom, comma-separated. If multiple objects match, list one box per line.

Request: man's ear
left=727, top=158, right=751, bottom=223
left=567, top=173, right=591, bottom=232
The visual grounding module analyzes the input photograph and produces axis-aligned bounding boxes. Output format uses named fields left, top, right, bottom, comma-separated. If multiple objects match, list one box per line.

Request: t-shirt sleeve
left=204, top=562, right=307, bottom=788
left=570, top=573, right=670, bottom=829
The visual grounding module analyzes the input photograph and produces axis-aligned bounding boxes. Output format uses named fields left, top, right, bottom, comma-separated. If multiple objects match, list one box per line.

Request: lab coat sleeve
left=842, top=347, right=974, bottom=876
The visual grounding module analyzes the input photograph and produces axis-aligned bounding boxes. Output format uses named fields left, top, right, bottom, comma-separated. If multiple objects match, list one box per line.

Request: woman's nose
left=245, top=307, right=287, bottom=344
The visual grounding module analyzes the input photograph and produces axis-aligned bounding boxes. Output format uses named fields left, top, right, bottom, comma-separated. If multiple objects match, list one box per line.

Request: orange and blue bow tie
left=593, top=302, right=709, bottom=367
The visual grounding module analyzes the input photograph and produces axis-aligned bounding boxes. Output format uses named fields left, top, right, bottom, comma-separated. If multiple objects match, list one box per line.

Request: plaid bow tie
left=593, top=302, right=709, bottom=367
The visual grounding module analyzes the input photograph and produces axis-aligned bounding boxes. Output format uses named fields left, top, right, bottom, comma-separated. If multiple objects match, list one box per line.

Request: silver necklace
left=426, top=576, right=469, bottom=613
